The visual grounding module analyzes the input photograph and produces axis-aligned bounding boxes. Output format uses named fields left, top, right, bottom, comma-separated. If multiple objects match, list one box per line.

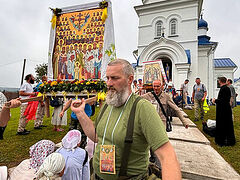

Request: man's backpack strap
left=95, top=103, right=108, bottom=128
left=193, top=84, right=205, bottom=92
left=119, top=96, right=142, bottom=177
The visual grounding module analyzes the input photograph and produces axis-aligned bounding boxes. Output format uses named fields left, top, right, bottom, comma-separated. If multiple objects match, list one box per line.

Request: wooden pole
left=45, top=97, right=50, bottom=118
left=21, top=59, right=26, bottom=85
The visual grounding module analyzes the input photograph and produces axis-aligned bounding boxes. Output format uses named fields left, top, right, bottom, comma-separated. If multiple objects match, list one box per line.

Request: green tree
left=35, top=63, right=48, bottom=83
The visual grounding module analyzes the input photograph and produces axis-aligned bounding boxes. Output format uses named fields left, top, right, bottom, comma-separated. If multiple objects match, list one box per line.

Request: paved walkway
left=170, top=114, right=240, bottom=180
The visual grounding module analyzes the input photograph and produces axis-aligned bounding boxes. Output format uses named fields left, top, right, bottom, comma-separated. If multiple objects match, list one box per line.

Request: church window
left=155, top=21, right=163, bottom=37
left=170, top=19, right=177, bottom=35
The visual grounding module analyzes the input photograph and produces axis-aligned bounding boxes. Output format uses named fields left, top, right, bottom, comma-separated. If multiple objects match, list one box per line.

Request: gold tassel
left=42, top=93, right=45, bottom=101
left=51, top=91, right=56, bottom=100
left=62, top=91, right=67, bottom=102
left=102, top=7, right=108, bottom=23
left=97, top=92, right=106, bottom=102
left=50, top=14, right=57, bottom=29
left=75, top=92, right=78, bottom=100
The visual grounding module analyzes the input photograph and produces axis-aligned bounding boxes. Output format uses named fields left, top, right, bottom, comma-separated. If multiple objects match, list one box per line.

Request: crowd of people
left=6, top=130, right=90, bottom=180
left=0, top=58, right=238, bottom=179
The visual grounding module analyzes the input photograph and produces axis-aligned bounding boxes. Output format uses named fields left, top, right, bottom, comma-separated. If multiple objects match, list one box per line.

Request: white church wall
left=208, top=52, right=215, bottom=99
left=198, top=46, right=213, bottom=92
left=234, top=81, right=240, bottom=102
left=135, top=0, right=208, bottom=98
left=214, top=68, right=234, bottom=98
left=198, top=28, right=207, bottom=36
left=136, top=2, right=199, bottom=59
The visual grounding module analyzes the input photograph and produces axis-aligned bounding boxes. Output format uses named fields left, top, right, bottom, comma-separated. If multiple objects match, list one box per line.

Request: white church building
left=132, top=0, right=237, bottom=99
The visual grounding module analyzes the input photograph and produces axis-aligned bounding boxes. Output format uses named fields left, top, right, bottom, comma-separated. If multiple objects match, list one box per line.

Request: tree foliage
left=35, top=63, right=48, bottom=83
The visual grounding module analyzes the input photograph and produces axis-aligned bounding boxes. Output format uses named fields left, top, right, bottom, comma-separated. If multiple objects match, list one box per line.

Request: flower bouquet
left=38, top=79, right=107, bottom=101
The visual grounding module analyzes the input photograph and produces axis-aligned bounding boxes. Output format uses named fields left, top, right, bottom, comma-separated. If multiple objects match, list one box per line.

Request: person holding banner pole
left=17, top=74, right=36, bottom=135
left=0, top=93, right=21, bottom=140
left=71, top=59, right=181, bottom=180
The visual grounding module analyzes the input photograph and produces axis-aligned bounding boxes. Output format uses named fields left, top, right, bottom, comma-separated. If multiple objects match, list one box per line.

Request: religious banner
left=47, top=0, right=115, bottom=81
left=143, top=60, right=163, bottom=84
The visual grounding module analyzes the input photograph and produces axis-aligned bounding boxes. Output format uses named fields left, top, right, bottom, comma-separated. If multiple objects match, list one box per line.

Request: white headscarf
left=0, top=166, right=7, bottom=180
left=36, top=153, right=65, bottom=180
left=62, top=130, right=81, bottom=151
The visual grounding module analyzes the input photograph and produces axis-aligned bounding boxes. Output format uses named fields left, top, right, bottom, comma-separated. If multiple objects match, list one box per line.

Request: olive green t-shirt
left=93, top=93, right=169, bottom=180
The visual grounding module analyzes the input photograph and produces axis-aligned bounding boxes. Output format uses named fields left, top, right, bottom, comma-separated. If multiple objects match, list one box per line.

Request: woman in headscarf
left=36, top=153, right=65, bottom=180
left=8, top=140, right=55, bottom=180
left=56, top=130, right=90, bottom=180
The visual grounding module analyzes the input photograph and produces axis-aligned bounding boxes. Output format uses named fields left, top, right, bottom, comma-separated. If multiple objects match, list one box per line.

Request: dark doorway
left=157, top=57, right=172, bottom=81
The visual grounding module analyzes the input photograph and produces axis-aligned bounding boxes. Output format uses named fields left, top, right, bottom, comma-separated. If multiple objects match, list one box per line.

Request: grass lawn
left=1, top=105, right=240, bottom=175
left=184, top=105, right=240, bottom=174
left=0, top=106, right=99, bottom=168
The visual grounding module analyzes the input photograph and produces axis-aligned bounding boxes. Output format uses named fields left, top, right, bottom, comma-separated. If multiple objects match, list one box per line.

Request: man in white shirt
left=17, top=74, right=36, bottom=135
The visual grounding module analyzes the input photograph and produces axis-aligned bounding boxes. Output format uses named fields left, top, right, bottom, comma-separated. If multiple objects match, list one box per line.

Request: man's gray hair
left=108, top=58, right=134, bottom=77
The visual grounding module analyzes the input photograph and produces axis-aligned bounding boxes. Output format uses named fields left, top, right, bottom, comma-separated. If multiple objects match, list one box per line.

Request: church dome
left=198, top=16, right=208, bottom=29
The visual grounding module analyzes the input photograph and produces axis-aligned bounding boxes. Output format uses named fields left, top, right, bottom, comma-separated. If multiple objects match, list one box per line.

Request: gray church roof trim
left=214, top=58, right=237, bottom=68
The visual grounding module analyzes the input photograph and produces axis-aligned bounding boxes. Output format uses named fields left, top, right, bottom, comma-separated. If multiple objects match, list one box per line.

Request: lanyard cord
left=102, top=93, right=133, bottom=145
left=102, top=106, right=113, bottom=145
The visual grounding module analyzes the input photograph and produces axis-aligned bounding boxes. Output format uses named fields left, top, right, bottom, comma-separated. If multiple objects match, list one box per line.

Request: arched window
left=155, top=21, right=163, bottom=37
left=170, top=19, right=177, bottom=35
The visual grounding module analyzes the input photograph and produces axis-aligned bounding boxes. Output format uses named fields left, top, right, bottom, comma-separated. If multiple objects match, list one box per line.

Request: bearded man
left=17, top=74, right=36, bottom=135
left=71, top=59, right=181, bottom=180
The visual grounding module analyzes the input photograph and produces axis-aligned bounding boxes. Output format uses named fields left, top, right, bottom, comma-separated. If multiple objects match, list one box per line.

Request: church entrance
left=156, top=57, right=172, bottom=82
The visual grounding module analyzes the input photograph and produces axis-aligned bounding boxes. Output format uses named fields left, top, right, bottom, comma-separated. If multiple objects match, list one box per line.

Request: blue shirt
left=34, top=82, right=43, bottom=92
left=71, top=104, right=92, bottom=119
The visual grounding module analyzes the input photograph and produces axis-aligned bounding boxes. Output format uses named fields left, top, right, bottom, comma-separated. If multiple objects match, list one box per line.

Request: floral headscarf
left=29, top=140, right=55, bottom=171
left=62, top=130, right=81, bottom=151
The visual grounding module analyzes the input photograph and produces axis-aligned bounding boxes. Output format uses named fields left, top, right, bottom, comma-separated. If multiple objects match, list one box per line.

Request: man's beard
left=106, top=86, right=130, bottom=107
left=30, top=79, right=34, bottom=84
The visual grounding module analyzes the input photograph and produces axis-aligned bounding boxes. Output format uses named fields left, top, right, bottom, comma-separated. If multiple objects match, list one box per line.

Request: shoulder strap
left=95, top=103, right=108, bottom=128
left=93, top=103, right=108, bottom=156
left=151, top=91, right=172, bottom=132
left=151, top=91, right=169, bottom=121
left=119, top=96, right=142, bottom=177
left=83, top=150, right=88, bottom=167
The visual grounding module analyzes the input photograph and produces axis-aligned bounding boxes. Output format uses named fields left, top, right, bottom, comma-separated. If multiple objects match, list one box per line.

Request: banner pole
left=21, top=59, right=26, bottom=85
